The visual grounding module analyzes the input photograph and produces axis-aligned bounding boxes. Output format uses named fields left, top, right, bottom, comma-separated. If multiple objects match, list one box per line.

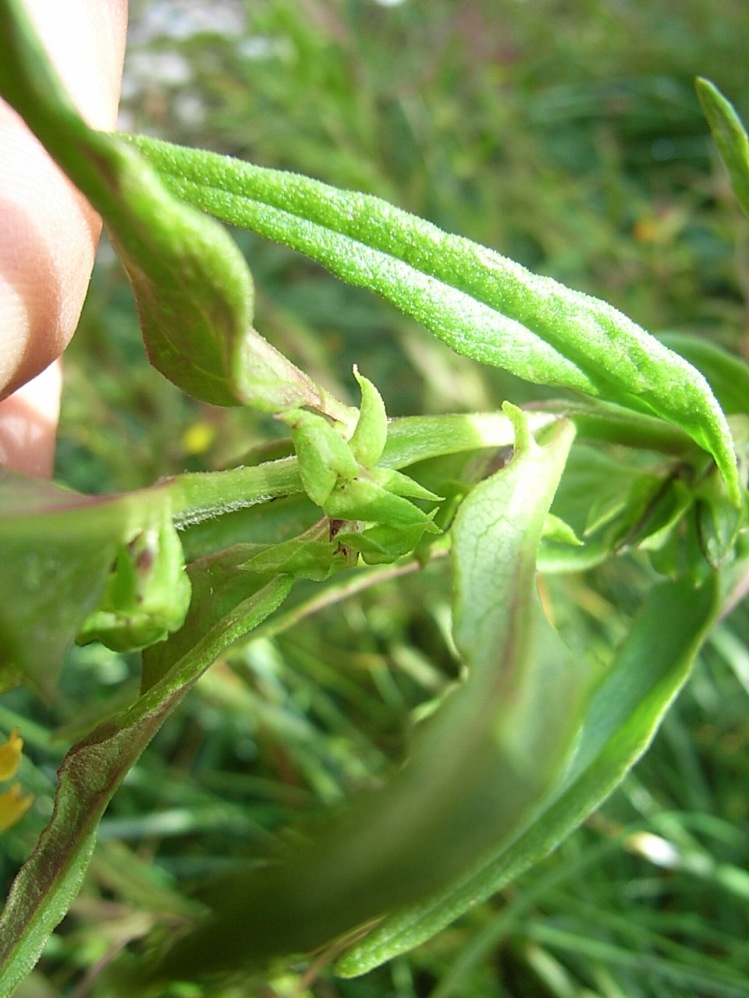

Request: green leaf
left=138, top=408, right=587, bottom=983
left=542, top=513, right=583, bottom=547
left=0, top=0, right=349, bottom=418
left=239, top=520, right=355, bottom=579
left=538, top=440, right=734, bottom=576
left=0, top=573, right=291, bottom=994
left=0, top=454, right=300, bottom=985
left=659, top=333, right=749, bottom=417
left=140, top=550, right=293, bottom=693
left=697, top=77, right=749, bottom=220
left=125, top=133, right=740, bottom=504
left=694, top=466, right=745, bottom=569
left=337, top=573, right=719, bottom=975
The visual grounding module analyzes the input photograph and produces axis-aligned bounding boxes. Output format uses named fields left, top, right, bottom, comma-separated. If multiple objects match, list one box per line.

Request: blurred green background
left=3, top=1, right=749, bottom=994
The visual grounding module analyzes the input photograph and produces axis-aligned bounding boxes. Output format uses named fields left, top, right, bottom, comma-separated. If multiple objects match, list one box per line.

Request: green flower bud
left=348, top=367, right=388, bottom=468
left=283, top=409, right=359, bottom=507
left=77, top=515, right=191, bottom=652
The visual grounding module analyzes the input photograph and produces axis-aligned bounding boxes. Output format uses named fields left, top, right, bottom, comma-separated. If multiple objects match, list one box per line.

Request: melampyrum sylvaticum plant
left=1, top=0, right=748, bottom=991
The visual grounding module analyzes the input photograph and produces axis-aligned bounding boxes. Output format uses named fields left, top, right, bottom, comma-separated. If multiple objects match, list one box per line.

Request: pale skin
left=0, top=0, right=127, bottom=475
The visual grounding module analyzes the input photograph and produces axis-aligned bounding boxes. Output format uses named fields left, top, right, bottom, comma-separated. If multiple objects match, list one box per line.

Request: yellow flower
left=0, top=728, right=33, bottom=831
left=182, top=420, right=216, bottom=456
left=0, top=727, right=24, bottom=780
left=0, top=784, right=33, bottom=832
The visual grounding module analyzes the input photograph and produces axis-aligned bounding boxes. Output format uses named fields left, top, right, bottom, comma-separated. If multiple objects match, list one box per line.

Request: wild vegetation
left=1, top=1, right=748, bottom=995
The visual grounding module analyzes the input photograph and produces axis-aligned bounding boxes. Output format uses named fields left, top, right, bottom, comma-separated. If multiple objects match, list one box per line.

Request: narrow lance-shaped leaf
left=125, top=133, right=741, bottom=505
left=337, top=573, right=720, bottom=976
left=697, top=77, right=749, bottom=220
left=0, top=0, right=350, bottom=419
left=138, top=408, right=590, bottom=983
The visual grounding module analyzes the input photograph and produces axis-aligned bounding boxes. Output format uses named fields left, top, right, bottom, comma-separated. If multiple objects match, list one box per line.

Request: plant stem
left=165, top=408, right=691, bottom=528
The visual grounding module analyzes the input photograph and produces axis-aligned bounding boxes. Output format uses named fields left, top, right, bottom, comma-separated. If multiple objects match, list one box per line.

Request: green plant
left=1, top=0, right=748, bottom=992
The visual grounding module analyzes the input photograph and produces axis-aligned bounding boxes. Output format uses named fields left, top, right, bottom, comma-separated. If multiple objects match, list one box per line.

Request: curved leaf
left=697, top=78, right=749, bottom=219
left=125, top=134, right=740, bottom=504
left=337, top=572, right=719, bottom=975
left=0, top=0, right=346, bottom=417
left=659, top=333, right=749, bottom=417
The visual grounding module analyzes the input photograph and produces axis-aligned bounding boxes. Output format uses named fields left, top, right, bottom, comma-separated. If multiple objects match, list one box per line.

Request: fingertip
left=0, top=361, right=62, bottom=477
left=0, top=0, right=128, bottom=472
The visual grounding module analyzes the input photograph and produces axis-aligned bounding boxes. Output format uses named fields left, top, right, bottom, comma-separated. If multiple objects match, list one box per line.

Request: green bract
left=349, top=367, right=388, bottom=467
left=283, top=372, right=442, bottom=563
left=76, top=515, right=191, bottom=653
